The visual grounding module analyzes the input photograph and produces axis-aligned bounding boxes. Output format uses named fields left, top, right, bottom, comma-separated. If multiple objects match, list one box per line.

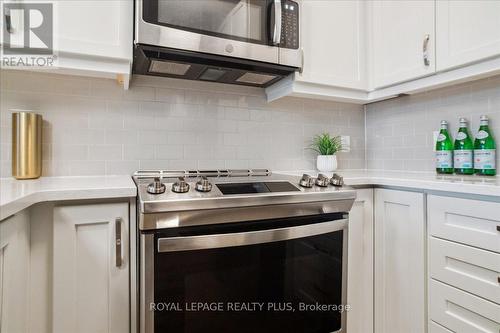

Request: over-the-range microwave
left=134, top=0, right=302, bottom=87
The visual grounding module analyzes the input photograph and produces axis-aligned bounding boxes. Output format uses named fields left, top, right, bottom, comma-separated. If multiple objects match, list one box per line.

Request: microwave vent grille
left=236, top=72, right=276, bottom=85
left=149, top=60, right=191, bottom=76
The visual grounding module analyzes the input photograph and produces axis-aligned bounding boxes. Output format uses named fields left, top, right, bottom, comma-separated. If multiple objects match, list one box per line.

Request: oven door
left=140, top=213, right=348, bottom=333
left=135, top=0, right=281, bottom=65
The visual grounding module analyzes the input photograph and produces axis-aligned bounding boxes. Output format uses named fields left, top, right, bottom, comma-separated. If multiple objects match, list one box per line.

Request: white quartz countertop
left=0, top=176, right=137, bottom=220
left=1, top=170, right=499, bottom=221
left=276, top=170, right=500, bottom=198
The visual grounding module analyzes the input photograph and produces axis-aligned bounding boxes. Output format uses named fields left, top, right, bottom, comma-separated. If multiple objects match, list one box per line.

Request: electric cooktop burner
left=133, top=169, right=355, bottom=230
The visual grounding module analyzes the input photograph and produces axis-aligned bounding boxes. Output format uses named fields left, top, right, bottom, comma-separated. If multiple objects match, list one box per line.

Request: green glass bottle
left=454, top=118, right=474, bottom=175
left=474, top=115, right=496, bottom=176
left=436, top=120, right=453, bottom=174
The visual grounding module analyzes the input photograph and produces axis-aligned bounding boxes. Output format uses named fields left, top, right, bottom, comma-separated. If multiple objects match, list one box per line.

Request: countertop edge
left=0, top=176, right=137, bottom=221
left=275, top=171, right=500, bottom=198
left=345, top=177, right=500, bottom=197
left=2, top=171, right=499, bottom=221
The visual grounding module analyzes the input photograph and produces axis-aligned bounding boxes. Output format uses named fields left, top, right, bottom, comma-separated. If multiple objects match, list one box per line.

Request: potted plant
left=310, top=133, right=342, bottom=172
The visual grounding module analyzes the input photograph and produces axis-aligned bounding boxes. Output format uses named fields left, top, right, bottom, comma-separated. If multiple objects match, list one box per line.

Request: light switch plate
left=341, top=136, right=351, bottom=152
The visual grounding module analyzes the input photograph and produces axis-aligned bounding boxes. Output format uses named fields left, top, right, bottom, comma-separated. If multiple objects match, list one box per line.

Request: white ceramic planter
left=316, top=155, right=338, bottom=172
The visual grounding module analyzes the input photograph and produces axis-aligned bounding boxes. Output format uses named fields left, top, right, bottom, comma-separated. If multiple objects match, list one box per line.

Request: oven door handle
left=157, top=219, right=347, bottom=252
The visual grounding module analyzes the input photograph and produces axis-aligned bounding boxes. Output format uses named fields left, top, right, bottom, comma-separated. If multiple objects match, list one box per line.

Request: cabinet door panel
left=55, top=0, right=133, bottom=60
left=0, top=211, right=30, bottom=333
left=371, top=0, right=435, bottom=88
left=53, top=203, right=129, bottom=333
left=436, top=0, right=500, bottom=71
left=347, top=189, right=374, bottom=333
left=374, top=189, right=425, bottom=333
left=297, top=0, right=367, bottom=89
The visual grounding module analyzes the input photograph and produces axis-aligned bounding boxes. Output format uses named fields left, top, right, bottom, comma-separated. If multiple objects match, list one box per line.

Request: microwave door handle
left=271, top=0, right=282, bottom=45
left=157, top=219, right=347, bottom=252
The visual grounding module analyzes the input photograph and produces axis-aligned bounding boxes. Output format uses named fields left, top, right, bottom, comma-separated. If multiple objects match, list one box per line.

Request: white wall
left=366, top=76, right=500, bottom=171
left=0, top=70, right=365, bottom=177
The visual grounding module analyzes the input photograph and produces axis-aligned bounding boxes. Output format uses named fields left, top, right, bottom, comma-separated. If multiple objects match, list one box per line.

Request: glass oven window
left=152, top=216, right=345, bottom=333
left=143, top=0, right=270, bottom=45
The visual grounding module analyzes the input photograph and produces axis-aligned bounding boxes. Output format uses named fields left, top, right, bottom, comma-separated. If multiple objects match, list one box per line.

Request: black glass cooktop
left=216, top=181, right=300, bottom=195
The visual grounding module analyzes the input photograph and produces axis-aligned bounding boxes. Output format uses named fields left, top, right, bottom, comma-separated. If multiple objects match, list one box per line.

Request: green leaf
left=308, top=133, right=343, bottom=155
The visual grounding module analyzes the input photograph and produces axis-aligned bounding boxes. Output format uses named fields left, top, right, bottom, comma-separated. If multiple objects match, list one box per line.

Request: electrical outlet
left=432, top=131, right=439, bottom=151
left=341, top=136, right=351, bottom=152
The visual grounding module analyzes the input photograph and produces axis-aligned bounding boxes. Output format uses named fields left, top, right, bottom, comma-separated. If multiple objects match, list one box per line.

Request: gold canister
left=12, top=111, right=43, bottom=179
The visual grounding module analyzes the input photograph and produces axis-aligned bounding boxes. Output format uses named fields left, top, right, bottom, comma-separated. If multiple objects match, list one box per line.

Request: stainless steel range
left=134, top=169, right=356, bottom=333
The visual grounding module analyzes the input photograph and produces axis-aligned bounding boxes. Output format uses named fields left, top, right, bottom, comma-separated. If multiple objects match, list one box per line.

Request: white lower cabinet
left=429, top=321, right=454, bottom=333
left=53, top=202, right=130, bottom=333
left=428, top=194, right=500, bottom=333
left=0, top=211, right=30, bottom=333
left=347, top=189, right=374, bottom=333
left=428, top=195, right=500, bottom=253
left=374, top=189, right=426, bottom=333
left=429, top=237, right=500, bottom=304
left=430, top=280, right=500, bottom=333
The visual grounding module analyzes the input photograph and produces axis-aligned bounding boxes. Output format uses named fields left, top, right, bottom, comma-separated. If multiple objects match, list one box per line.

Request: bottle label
left=454, top=150, right=473, bottom=168
left=436, top=151, right=453, bottom=168
left=456, top=132, right=467, bottom=140
left=474, top=149, right=496, bottom=170
left=476, top=130, right=489, bottom=139
left=437, top=134, right=447, bottom=142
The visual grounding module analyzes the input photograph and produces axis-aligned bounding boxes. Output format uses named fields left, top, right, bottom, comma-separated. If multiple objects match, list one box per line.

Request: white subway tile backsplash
left=52, top=144, right=88, bottom=161
left=225, top=107, right=250, bottom=121
left=105, top=160, right=140, bottom=175
left=155, top=145, right=184, bottom=159
left=105, top=129, right=138, bottom=145
left=88, top=144, right=123, bottom=161
left=366, top=75, right=500, bottom=172
left=1, top=70, right=365, bottom=177
left=124, top=145, right=155, bottom=160
left=68, top=161, right=106, bottom=176
left=138, top=131, right=168, bottom=144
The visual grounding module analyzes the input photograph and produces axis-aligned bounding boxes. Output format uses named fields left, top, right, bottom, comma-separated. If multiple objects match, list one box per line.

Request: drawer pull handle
left=498, top=276, right=500, bottom=284
left=497, top=225, right=500, bottom=232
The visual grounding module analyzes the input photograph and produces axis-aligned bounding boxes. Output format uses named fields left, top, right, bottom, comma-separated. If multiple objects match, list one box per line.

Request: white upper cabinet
left=436, top=0, right=500, bottom=71
left=297, top=0, right=367, bottom=90
left=266, top=0, right=368, bottom=103
left=370, top=0, right=436, bottom=89
left=55, top=0, right=132, bottom=61
left=1, top=0, right=133, bottom=86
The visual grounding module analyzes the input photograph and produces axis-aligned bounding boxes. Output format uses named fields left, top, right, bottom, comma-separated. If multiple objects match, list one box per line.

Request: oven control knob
left=299, top=174, right=315, bottom=188
left=315, top=174, right=330, bottom=187
left=195, top=176, right=212, bottom=192
left=330, top=173, right=344, bottom=187
left=172, top=177, right=190, bottom=193
left=147, top=177, right=166, bottom=194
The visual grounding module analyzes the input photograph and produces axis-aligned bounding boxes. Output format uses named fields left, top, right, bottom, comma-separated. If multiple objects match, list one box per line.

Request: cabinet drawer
left=430, top=279, right=500, bottom=333
left=430, top=237, right=500, bottom=304
left=428, top=195, right=500, bottom=253
left=429, top=321, right=453, bottom=333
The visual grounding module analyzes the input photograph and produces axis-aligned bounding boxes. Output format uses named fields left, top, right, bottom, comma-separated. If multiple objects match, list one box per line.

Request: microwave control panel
left=280, top=0, right=299, bottom=49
